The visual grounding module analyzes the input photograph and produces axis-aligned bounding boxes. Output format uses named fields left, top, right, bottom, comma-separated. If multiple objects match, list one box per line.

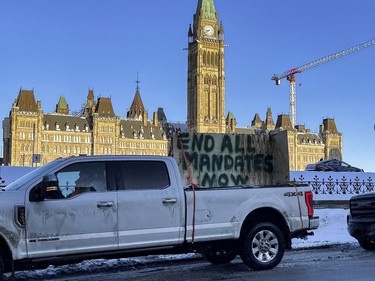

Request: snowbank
left=292, top=208, right=357, bottom=248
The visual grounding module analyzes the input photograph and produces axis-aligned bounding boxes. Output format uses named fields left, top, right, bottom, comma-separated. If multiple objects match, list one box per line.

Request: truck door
left=111, top=160, right=185, bottom=249
left=26, top=161, right=118, bottom=258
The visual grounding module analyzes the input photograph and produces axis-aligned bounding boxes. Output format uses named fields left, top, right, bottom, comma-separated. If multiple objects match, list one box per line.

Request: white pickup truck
left=0, top=155, right=319, bottom=279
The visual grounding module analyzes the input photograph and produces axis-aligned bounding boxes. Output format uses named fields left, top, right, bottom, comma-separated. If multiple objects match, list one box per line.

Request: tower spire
left=135, top=72, right=140, bottom=91
left=127, top=73, right=146, bottom=120
left=196, top=0, right=216, bottom=20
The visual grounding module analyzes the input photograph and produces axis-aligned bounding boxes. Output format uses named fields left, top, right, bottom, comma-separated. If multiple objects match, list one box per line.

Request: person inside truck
left=69, top=167, right=105, bottom=197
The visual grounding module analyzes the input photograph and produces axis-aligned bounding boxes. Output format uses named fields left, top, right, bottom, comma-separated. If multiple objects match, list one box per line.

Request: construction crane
left=272, top=39, right=375, bottom=128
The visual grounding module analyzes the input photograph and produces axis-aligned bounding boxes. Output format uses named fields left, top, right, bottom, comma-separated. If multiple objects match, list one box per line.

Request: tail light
left=305, top=191, right=314, bottom=217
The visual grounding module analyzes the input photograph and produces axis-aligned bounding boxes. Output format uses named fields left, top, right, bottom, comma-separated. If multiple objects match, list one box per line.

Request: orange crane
left=272, top=39, right=375, bottom=127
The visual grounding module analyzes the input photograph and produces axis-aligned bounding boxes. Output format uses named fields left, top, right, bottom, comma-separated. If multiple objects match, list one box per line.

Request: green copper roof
left=57, top=96, right=68, bottom=109
left=226, top=111, right=234, bottom=120
left=196, top=0, right=216, bottom=20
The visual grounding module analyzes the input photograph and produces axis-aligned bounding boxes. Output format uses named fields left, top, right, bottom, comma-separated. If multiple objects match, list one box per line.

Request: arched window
left=204, top=75, right=209, bottom=84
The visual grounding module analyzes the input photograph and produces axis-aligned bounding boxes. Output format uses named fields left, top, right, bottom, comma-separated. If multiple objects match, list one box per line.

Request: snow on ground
left=292, top=208, right=357, bottom=248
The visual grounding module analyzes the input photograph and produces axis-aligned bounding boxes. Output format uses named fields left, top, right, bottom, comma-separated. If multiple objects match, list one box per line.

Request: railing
left=292, top=174, right=374, bottom=195
left=290, top=172, right=375, bottom=209
left=0, top=176, right=5, bottom=190
left=290, top=172, right=375, bottom=195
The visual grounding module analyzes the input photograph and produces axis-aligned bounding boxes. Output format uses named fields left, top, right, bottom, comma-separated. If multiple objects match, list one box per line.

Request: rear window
left=305, top=164, right=315, bottom=170
left=113, top=161, right=170, bottom=190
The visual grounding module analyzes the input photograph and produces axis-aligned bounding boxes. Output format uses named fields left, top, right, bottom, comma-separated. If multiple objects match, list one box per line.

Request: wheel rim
left=251, top=230, right=279, bottom=263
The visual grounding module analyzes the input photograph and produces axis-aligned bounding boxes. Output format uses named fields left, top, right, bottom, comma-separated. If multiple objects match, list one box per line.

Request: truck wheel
left=358, top=239, right=375, bottom=250
left=240, top=222, right=285, bottom=270
left=201, top=245, right=237, bottom=264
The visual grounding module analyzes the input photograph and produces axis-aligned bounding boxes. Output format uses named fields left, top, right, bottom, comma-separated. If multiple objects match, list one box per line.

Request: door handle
left=97, top=201, right=114, bottom=208
left=162, top=198, right=177, bottom=204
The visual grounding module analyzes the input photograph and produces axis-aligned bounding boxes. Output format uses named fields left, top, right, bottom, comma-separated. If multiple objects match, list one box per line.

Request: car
left=305, top=159, right=364, bottom=172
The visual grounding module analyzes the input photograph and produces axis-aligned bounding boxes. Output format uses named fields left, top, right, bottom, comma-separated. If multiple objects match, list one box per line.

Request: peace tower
left=187, top=0, right=226, bottom=133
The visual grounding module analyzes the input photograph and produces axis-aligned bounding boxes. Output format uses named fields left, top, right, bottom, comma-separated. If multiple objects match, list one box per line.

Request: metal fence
left=292, top=174, right=375, bottom=195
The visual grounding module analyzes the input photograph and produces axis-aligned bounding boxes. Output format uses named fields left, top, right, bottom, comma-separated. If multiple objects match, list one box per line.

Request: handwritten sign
left=172, top=131, right=289, bottom=187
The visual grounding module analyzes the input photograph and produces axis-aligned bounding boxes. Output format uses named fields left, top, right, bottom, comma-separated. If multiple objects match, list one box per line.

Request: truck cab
left=0, top=156, right=186, bottom=277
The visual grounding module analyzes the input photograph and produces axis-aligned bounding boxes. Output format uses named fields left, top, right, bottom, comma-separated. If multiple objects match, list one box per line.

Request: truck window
left=114, top=161, right=170, bottom=190
left=53, top=162, right=107, bottom=198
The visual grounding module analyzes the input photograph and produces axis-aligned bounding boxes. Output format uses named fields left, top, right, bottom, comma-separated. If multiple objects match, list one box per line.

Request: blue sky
left=1, top=0, right=374, bottom=171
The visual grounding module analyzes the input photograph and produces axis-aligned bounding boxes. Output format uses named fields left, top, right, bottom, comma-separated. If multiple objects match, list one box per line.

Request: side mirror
left=30, top=174, right=59, bottom=202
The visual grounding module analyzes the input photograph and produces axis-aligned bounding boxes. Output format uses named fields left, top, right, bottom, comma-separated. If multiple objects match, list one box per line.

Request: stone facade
left=226, top=109, right=342, bottom=171
left=3, top=88, right=169, bottom=167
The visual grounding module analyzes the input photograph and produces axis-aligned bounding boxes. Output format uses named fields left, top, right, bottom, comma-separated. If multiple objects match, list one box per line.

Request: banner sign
left=172, top=131, right=290, bottom=187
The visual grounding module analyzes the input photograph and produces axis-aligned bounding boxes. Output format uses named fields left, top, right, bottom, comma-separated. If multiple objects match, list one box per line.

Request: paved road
left=8, top=243, right=375, bottom=281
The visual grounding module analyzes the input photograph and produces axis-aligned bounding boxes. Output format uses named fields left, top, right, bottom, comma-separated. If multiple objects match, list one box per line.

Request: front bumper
left=347, top=217, right=375, bottom=241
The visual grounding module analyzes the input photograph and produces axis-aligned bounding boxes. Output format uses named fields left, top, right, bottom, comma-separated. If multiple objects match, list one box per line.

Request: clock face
left=203, top=24, right=214, bottom=36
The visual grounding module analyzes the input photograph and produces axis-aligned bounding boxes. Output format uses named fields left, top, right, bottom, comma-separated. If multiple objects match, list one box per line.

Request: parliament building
left=2, top=0, right=342, bottom=171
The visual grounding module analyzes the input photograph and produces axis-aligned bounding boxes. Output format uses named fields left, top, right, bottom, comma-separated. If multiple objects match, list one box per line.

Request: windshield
left=3, top=159, right=64, bottom=191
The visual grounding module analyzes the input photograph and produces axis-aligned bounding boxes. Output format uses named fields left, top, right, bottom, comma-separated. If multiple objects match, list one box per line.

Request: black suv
left=347, top=193, right=375, bottom=250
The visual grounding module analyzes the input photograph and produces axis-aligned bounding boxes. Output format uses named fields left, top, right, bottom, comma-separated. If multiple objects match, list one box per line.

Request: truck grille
left=350, top=198, right=375, bottom=219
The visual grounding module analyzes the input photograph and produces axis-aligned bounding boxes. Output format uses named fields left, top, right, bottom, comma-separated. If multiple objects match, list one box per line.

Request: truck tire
left=358, top=239, right=375, bottom=250
left=240, top=222, right=285, bottom=270
left=201, top=245, right=237, bottom=265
